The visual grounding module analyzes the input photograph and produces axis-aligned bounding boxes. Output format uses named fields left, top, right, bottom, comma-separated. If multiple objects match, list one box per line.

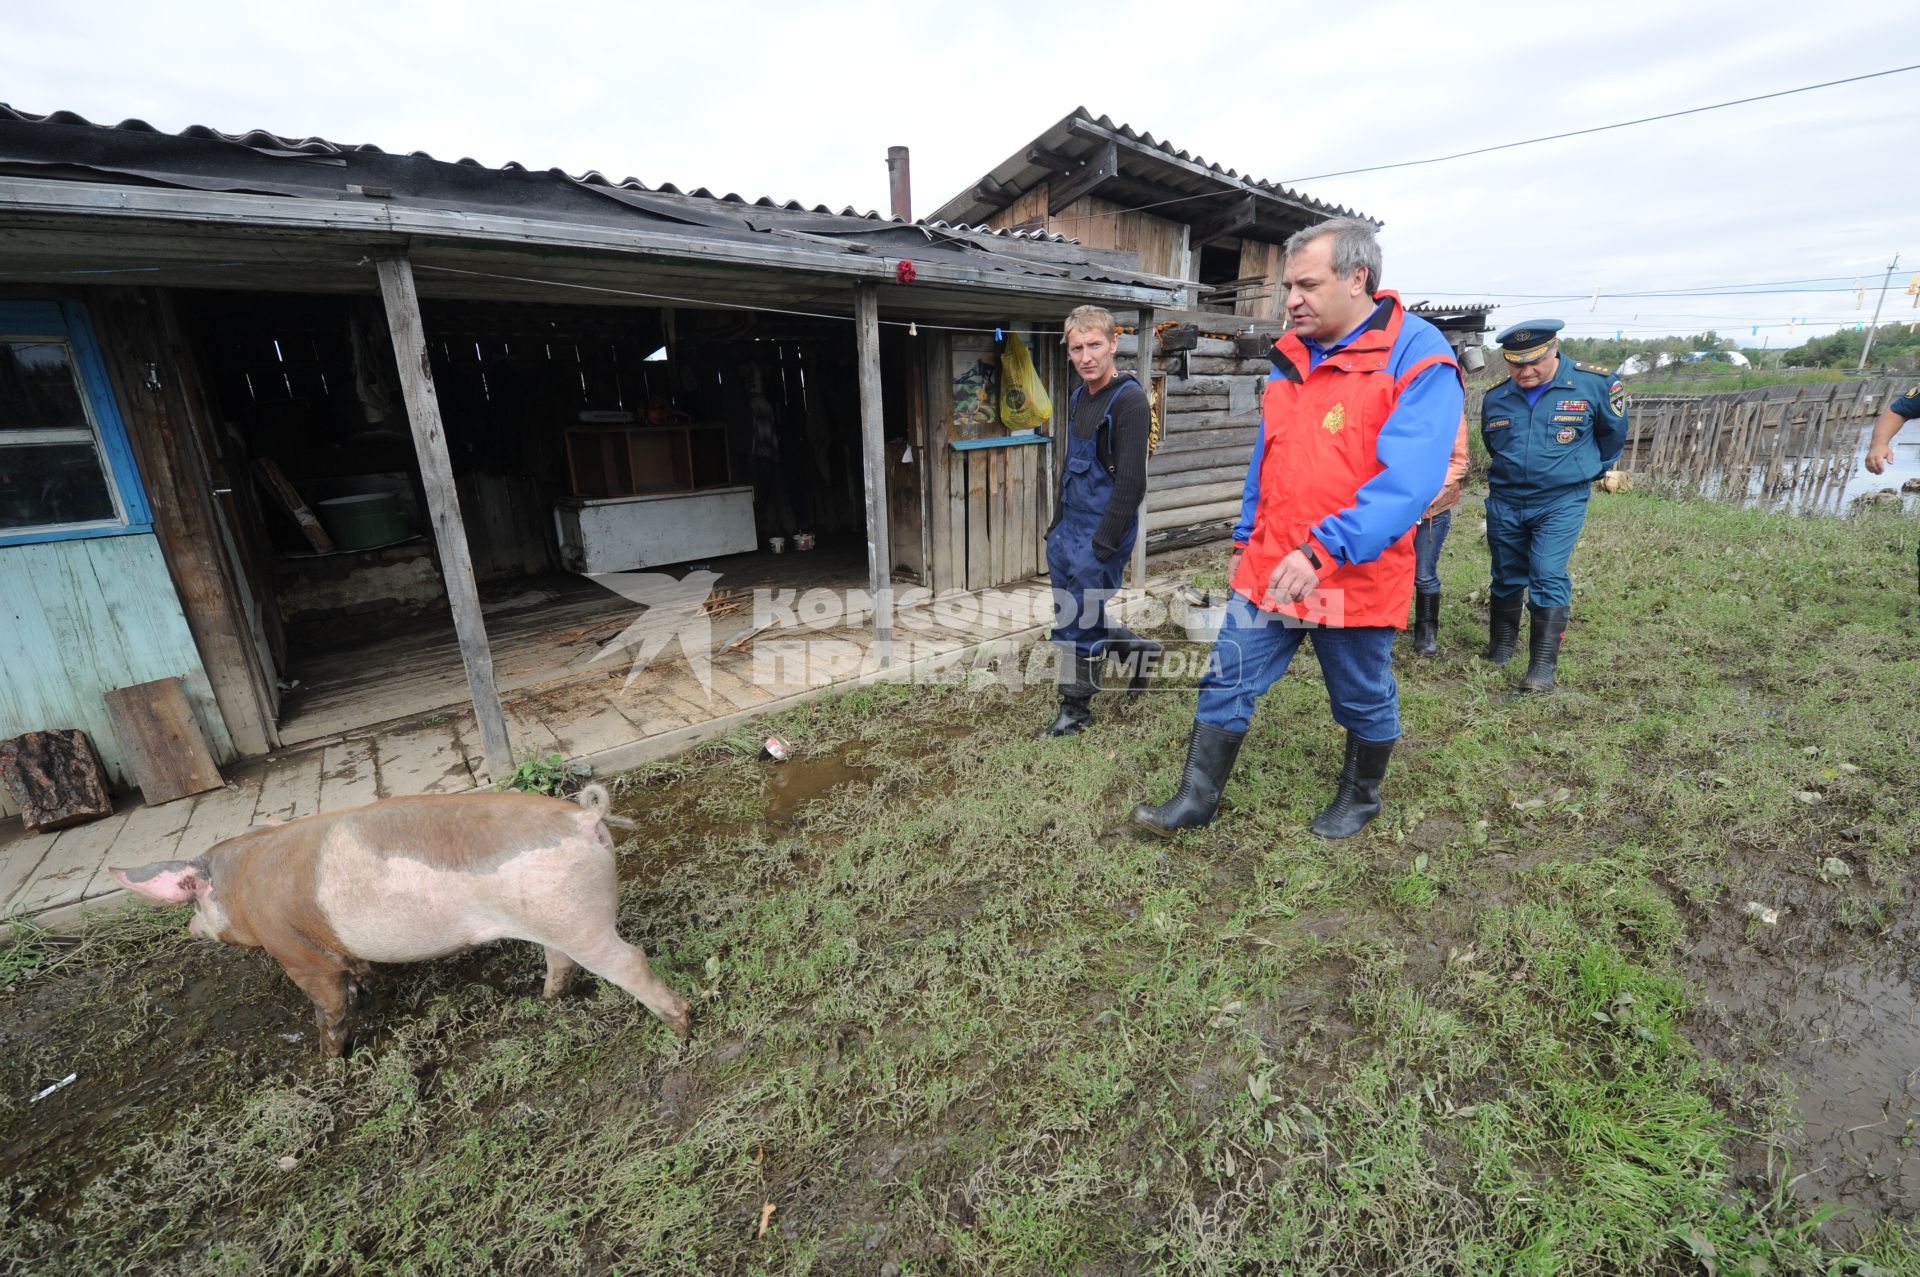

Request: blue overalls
left=1047, top=379, right=1141, bottom=658
left=1480, top=362, right=1627, bottom=607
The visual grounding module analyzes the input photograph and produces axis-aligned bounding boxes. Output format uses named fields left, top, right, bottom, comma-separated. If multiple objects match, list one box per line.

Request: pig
left=109, top=783, right=690, bottom=1056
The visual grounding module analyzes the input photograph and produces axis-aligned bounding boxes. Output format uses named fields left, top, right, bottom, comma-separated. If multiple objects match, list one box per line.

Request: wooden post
left=374, top=253, right=514, bottom=779
left=1130, top=307, right=1157, bottom=588
left=854, top=283, right=895, bottom=660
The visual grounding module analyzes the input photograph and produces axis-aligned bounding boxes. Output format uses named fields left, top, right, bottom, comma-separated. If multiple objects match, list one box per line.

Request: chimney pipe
left=886, top=145, right=912, bottom=222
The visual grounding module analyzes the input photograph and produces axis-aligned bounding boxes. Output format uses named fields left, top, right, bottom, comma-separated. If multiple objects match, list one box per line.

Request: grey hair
left=1284, top=217, right=1383, bottom=293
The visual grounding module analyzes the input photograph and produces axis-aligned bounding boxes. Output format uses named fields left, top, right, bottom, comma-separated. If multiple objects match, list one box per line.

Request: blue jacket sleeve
left=1592, top=371, right=1627, bottom=473
left=1232, top=413, right=1266, bottom=547
left=1309, top=362, right=1464, bottom=566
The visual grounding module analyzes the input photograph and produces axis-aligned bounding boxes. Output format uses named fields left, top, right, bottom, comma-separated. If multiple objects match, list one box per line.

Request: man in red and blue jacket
left=1135, top=218, right=1463, bottom=840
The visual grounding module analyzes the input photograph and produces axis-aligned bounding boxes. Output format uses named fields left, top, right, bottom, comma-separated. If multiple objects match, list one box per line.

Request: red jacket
left=1232, top=294, right=1461, bottom=628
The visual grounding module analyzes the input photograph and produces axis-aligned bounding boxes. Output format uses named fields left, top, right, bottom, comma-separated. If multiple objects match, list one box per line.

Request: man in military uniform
left=1864, top=381, right=1920, bottom=593
left=1479, top=319, right=1626, bottom=692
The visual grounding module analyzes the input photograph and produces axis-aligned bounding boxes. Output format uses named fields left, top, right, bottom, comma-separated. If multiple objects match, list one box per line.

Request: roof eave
left=0, top=176, right=1179, bottom=309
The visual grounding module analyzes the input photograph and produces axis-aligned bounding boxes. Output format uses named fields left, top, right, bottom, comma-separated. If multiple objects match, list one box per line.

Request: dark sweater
left=1070, top=372, right=1150, bottom=559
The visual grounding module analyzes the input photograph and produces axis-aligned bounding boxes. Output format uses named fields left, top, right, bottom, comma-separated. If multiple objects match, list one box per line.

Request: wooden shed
left=0, top=105, right=1178, bottom=804
left=929, top=109, right=1487, bottom=549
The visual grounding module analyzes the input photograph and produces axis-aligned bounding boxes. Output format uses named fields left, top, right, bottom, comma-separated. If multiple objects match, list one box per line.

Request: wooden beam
left=1048, top=140, right=1120, bottom=216
left=1025, top=146, right=1073, bottom=171
left=374, top=253, right=514, bottom=779
left=854, top=283, right=894, bottom=658
left=1187, top=192, right=1259, bottom=247
left=1130, top=306, right=1156, bottom=589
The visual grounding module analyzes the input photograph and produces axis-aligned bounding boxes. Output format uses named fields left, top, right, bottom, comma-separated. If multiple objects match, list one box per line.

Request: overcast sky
left=5, top=0, right=1916, bottom=349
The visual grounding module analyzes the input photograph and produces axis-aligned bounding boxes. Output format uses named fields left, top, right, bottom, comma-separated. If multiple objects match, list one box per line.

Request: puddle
left=1688, top=931, right=1920, bottom=1231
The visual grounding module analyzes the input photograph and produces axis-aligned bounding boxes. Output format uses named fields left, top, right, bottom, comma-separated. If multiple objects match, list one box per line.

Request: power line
left=1050, top=64, right=1920, bottom=225
left=1278, top=64, right=1920, bottom=185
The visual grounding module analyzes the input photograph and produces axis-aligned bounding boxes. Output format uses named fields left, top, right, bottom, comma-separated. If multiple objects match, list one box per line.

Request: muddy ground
left=4, top=495, right=1919, bottom=1275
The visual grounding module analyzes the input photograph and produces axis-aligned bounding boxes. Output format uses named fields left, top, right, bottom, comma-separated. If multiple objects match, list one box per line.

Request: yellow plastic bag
left=998, top=333, right=1053, bottom=431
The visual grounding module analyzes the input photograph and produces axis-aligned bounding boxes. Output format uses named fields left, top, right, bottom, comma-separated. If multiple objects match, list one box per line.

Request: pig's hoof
left=667, top=1006, right=692, bottom=1040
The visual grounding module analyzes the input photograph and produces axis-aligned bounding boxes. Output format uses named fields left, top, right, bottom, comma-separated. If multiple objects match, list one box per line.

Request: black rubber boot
left=1106, top=626, right=1162, bottom=695
left=1518, top=606, right=1569, bottom=693
left=1043, top=653, right=1100, bottom=736
left=1484, top=593, right=1524, bottom=666
left=1131, top=722, right=1246, bottom=837
left=1309, top=732, right=1394, bottom=840
left=1411, top=591, right=1441, bottom=656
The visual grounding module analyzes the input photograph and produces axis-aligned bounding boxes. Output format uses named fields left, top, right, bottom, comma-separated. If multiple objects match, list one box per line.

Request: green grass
left=3, top=494, right=1919, bottom=1273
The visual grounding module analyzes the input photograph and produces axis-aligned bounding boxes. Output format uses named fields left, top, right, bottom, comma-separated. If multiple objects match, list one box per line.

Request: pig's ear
left=108, top=859, right=210, bottom=906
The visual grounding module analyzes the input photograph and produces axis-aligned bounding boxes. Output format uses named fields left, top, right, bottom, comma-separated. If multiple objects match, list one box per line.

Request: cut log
left=102, top=677, right=225, bottom=804
left=0, top=729, right=114, bottom=832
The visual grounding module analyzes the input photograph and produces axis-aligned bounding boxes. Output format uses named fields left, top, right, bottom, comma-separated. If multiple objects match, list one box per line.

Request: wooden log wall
left=1117, top=326, right=1273, bottom=541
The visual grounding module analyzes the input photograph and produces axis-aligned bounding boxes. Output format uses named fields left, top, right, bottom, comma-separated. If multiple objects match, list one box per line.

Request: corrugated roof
left=1408, top=301, right=1497, bottom=315
left=929, top=107, right=1375, bottom=231
left=0, top=104, right=1192, bottom=307
left=0, top=103, right=1076, bottom=244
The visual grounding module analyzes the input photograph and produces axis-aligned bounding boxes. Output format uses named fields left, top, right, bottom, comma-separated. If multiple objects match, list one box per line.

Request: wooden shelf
left=564, top=423, right=729, bottom=498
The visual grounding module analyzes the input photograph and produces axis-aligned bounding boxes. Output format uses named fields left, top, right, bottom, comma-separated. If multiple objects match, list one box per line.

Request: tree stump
left=0, top=729, right=114, bottom=832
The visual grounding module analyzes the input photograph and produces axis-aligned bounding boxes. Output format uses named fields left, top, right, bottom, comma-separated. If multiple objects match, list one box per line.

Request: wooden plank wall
left=1235, top=241, right=1284, bottom=320
left=0, top=535, right=237, bottom=817
left=86, top=286, right=279, bottom=757
left=1049, top=195, right=1190, bottom=279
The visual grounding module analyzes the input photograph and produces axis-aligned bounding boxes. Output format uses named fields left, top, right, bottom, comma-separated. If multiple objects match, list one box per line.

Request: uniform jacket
left=1481, top=360, right=1628, bottom=500
left=1229, top=292, right=1464, bottom=627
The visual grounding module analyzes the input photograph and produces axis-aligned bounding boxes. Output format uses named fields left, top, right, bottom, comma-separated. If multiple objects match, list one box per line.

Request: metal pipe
left=887, top=146, right=912, bottom=222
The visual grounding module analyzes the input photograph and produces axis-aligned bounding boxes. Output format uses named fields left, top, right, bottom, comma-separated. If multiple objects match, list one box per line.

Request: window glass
left=0, top=339, right=120, bottom=531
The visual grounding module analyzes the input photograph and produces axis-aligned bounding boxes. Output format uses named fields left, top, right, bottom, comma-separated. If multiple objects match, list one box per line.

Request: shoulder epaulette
left=1575, top=361, right=1609, bottom=374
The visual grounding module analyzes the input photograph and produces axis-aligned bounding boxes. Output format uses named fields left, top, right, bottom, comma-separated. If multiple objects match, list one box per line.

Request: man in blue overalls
left=1042, top=304, right=1155, bottom=736
left=1480, top=319, right=1627, bottom=691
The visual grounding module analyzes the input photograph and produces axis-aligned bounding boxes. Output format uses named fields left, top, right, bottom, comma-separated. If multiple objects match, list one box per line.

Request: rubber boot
left=1411, top=591, right=1441, bottom=656
left=1106, top=626, right=1162, bottom=695
left=1309, top=732, right=1394, bottom=840
left=1131, top=722, right=1246, bottom=837
left=1043, top=653, right=1099, bottom=737
left=1518, top=606, right=1569, bottom=693
left=1484, top=593, right=1524, bottom=666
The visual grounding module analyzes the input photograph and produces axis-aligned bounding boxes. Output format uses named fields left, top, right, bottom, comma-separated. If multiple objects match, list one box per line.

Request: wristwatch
left=1297, top=542, right=1323, bottom=571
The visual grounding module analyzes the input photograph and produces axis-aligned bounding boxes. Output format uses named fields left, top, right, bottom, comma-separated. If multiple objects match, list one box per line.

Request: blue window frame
left=0, top=300, right=151, bottom=547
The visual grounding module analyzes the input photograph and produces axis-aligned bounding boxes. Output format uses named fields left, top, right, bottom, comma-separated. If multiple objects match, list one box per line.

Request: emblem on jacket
left=1609, top=379, right=1626, bottom=416
left=1321, top=403, right=1346, bottom=434
left=1556, top=425, right=1577, bottom=444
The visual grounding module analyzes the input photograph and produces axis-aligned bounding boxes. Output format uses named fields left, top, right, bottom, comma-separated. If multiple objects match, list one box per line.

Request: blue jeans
left=1412, top=509, right=1452, bottom=595
left=1195, top=593, right=1400, bottom=739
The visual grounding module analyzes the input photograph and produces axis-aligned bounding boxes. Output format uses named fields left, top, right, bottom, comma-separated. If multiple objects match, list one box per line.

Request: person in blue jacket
left=1865, top=380, right=1920, bottom=594
left=1479, top=319, right=1627, bottom=691
left=1041, top=305, right=1157, bottom=736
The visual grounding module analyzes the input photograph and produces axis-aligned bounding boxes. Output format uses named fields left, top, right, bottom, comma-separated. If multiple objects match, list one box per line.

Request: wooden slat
left=101, top=677, right=224, bottom=805
left=375, top=253, right=514, bottom=776
left=253, top=747, right=326, bottom=823
left=13, top=808, right=132, bottom=910
left=965, top=450, right=990, bottom=591
left=174, top=772, right=267, bottom=856
left=318, top=738, right=380, bottom=811
left=852, top=283, right=893, bottom=651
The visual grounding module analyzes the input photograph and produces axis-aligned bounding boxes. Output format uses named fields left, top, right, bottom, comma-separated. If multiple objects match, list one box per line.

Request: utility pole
left=1857, top=253, right=1900, bottom=371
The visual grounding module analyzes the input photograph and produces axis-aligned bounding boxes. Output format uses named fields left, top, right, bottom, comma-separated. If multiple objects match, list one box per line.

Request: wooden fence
left=1622, top=378, right=1905, bottom=510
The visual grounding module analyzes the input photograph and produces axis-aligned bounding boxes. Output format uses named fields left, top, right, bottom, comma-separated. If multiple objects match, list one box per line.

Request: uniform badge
left=1321, top=403, right=1346, bottom=434
left=1556, top=399, right=1589, bottom=413
left=1609, top=380, right=1626, bottom=416
left=1485, top=417, right=1511, bottom=430
left=1556, top=426, right=1576, bottom=444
